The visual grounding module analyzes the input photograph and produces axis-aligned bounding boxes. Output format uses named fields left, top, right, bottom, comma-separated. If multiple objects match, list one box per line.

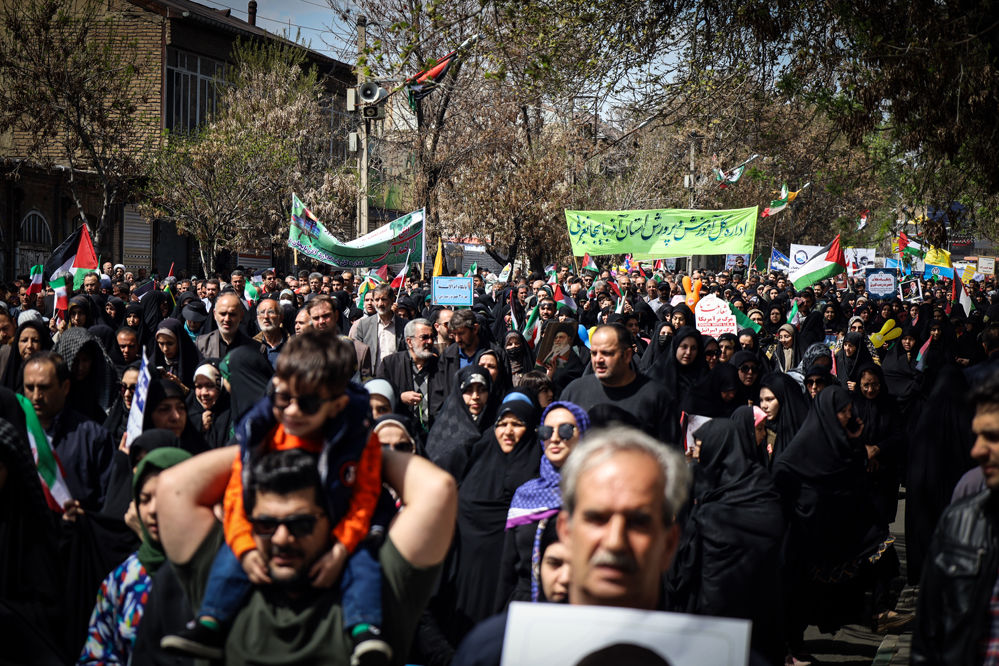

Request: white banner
left=789, top=244, right=823, bottom=267
left=124, top=352, right=152, bottom=452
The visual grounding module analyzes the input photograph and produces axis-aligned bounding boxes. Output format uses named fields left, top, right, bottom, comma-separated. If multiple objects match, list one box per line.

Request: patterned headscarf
left=505, top=400, right=590, bottom=529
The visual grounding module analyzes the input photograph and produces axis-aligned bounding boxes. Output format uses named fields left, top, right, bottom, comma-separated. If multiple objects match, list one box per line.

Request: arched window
left=19, top=211, right=52, bottom=246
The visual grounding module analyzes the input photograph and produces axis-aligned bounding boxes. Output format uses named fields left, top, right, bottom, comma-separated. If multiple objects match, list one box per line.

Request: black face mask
left=659, top=334, right=672, bottom=348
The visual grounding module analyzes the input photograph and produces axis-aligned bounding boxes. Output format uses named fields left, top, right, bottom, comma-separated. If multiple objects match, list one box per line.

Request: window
left=166, top=47, right=225, bottom=132
left=19, top=211, right=52, bottom=246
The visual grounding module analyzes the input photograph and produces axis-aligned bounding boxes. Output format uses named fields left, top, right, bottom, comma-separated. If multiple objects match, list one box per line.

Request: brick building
left=0, top=0, right=353, bottom=280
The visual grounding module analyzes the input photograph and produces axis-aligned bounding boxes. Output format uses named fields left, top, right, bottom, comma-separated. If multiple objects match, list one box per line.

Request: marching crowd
left=1, top=256, right=999, bottom=665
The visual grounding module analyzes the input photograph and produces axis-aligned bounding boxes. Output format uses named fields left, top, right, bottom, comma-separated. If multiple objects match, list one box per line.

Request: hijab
left=657, top=326, right=707, bottom=398
left=1, top=320, right=53, bottom=391
left=142, top=375, right=207, bottom=455
left=682, top=363, right=743, bottom=418
left=504, top=330, right=534, bottom=379
left=693, top=419, right=779, bottom=505
left=425, top=364, right=500, bottom=480
left=835, top=331, right=874, bottom=384
left=506, top=401, right=590, bottom=528
left=152, top=317, right=200, bottom=388
left=133, top=446, right=191, bottom=573
left=54, top=326, right=118, bottom=419
left=758, top=372, right=809, bottom=467
left=774, top=385, right=860, bottom=482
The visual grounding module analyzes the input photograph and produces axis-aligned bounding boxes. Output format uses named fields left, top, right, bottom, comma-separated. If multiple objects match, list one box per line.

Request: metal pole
left=356, top=16, right=369, bottom=237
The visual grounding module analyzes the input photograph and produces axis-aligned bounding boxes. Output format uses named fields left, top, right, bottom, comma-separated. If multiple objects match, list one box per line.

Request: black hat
left=182, top=300, right=209, bottom=323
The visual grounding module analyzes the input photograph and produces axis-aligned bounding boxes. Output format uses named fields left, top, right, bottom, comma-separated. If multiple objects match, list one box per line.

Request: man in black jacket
left=913, top=372, right=999, bottom=664
left=376, top=318, right=448, bottom=432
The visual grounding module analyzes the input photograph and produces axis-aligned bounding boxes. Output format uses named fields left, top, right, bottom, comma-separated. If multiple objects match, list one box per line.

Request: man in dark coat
left=376, top=318, right=448, bottom=432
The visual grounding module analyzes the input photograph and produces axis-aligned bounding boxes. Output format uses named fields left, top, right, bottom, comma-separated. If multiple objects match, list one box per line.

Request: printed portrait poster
left=501, top=603, right=751, bottom=666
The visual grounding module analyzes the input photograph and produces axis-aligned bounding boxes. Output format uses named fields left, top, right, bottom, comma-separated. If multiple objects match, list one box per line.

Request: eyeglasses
left=538, top=423, right=576, bottom=441
left=805, top=378, right=825, bottom=387
left=121, top=383, right=137, bottom=393
left=704, top=349, right=720, bottom=358
left=738, top=364, right=758, bottom=374
left=269, top=385, right=333, bottom=415
left=413, top=334, right=434, bottom=341
left=250, top=513, right=322, bottom=538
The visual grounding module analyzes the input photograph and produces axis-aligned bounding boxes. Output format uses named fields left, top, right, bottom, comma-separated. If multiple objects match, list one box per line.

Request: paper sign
left=725, top=254, right=750, bottom=269
left=865, top=269, right=898, bottom=299
left=695, top=294, right=738, bottom=338
left=501, top=602, right=751, bottom=666
left=979, top=257, right=995, bottom=275
left=845, top=247, right=876, bottom=271
left=124, top=352, right=153, bottom=451
left=789, top=244, right=823, bottom=266
left=432, top=276, right=474, bottom=306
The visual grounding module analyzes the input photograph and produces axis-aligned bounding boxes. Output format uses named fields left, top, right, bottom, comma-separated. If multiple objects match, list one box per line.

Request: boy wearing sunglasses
left=162, top=330, right=391, bottom=664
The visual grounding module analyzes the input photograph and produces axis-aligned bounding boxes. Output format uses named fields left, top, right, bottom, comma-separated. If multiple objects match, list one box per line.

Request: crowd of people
left=1, top=255, right=998, bottom=665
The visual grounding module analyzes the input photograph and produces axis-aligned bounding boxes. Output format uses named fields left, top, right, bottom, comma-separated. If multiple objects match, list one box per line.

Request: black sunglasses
left=250, top=513, right=322, bottom=538
left=738, top=364, right=758, bottom=373
left=704, top=349, right=721, bottom=357
left=121, top=382, right=137, bottom=393
left=538, top=423, right=576, bottom=441
left=268, top=383, right=332, bottom=416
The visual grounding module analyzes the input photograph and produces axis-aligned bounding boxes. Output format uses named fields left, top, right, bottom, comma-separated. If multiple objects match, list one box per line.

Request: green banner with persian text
left=565, top=206, right=758, bottom=258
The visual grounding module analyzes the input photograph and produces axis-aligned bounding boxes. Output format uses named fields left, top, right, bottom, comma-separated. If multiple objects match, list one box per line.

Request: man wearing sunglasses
left=157, top=444, right=456, bottom=665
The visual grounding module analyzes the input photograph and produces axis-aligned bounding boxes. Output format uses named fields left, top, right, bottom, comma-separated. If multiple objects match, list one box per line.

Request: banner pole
left=572, top=254, right=579, bottom=275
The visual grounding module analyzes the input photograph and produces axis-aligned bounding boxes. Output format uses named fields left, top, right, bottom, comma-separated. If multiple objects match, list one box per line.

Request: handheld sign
left=694, top=294, right=738, bottom=337
left=501, top=602, right=751, bottom=666
left=865, top=269, right=897, bottom=299
left=432, top=276, right=474, bottom=307
left=124, top=352, right=153, bottom=452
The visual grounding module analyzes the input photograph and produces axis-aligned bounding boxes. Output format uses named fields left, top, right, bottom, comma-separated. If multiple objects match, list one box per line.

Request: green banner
left=288, top=194, right=425, bottom=268
left=565, top=206, right=757, bottom=258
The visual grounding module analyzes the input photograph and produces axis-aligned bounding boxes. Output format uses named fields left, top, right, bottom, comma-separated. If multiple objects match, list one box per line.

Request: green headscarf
left=133, top=446, right=191, bottom=573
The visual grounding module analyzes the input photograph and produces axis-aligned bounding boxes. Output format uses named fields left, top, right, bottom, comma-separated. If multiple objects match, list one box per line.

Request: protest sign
left=725, top=254, right=750, bottom=269
left=565, top=207, right=757, bottom=257
left=865, top=269, right=897, bottom=298
left=695, top=294, right=738, bottom=337
left=899, top=278, right=923, bottom=301
left=980, top=257, right=995, bottom=275
left=124, top=352, right=152, bottom=452
left=501, top=602, right=751, bottom=666
left=432, top=276, right=474, bottom=306
left=789, top=244, right=823, bottom=267
left=288, top=194, right=425, bottom=268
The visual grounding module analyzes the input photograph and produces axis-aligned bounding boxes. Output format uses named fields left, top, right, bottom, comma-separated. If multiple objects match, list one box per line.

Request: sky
left=194, top=0, right=357, bottom=61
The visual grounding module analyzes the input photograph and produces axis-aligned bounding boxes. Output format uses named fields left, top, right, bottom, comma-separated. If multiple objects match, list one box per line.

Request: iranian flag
left=522, top=303, right=543, bottom=348
left=581, top=253, right=598, bottom=273
left=789, top=234, right=847, bottom=290
left=49, top=275, right=69, bottom=313
left=761, top=182, right=809, bottom=218
left=43, top=223, right=99, bottom=290
left=464, top=262, right=478, bottom=278
left=26, top=264, right=44, bottom=297
left=553, top=284, right=577, bottom=314
left=243, top=282, right=260, bottom=308
left=17, top=394, right=73, bottom=512
left=390, top=249, right=412, bottom=290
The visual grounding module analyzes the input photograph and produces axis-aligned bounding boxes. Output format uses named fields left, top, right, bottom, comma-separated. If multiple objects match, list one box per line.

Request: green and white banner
left=565, top=207, right=757, bottom=258
left=289, top=193, right=425, bottom=268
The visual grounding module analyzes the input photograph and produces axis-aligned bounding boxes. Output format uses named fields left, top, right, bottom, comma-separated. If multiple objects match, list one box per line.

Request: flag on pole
left=433, top=237, right=446, bottom=277
left=761, top=182, right=809, bottom=217
left=952, top=271, right=976, bottom=315
left=49, top=275, right=68, bottom=313
left=896, top=233, right=926, bottom=259
left=789, top=234, right=847, bottom=290
left=730, top=302, right=761, bottom=333
left=375, top=264, right=390, bottom=281
left=769, top=248, right=790, bottom=272
left=713, top=154, right=758, bottom=188
left=856, top=210, right=869, bottom=232
left=356, top=276, right=379, bottom=309
left=581, top=253, right=599, bottom=273
left=243, top=282, right=260, bottom=308
left=464, top=262, right=478, bottom=278
left=26, top=264, right=44, bottom=297
left=553, top=284, right=577, bottom=314
left=786, top=300, right=800, bottom=326
left=17, top=393, right=73, bottom=512
left=43, top=223, right=99, bottom=289
left=923, top=247, right=954, bottom=279
left=522, top=303, right=543, bottom=348
left=508, top=290, right=520, bottom=331
left=390, top=249, right=412, bottom=290
left=654, top=259, right=664, bottom=272
left=498, top=263, right=512, bottom=283
left=915, top=336, right=933, bottom=371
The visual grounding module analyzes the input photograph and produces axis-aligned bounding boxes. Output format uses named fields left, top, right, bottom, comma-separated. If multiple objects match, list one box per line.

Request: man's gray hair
left=404, top=318, right=432, bottom=339
left=309, top=272, right=323, bottom=281
left=561, top=426, right=690, bottom=526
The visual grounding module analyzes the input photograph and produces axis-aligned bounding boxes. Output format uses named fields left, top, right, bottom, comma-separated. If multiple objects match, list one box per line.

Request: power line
left=195, top=0, right=336, bottom=37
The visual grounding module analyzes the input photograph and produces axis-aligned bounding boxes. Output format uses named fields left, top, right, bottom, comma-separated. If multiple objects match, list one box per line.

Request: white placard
left=501, top=602, right=751, bottom=666
left=695, top=294, right=738, bottom=338
left=979, top=257, right=995, bottom=275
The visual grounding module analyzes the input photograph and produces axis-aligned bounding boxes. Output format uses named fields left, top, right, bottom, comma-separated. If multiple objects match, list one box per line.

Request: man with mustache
left=376, top=318, right=448, bottom=433
left=452, top=426, right=690, bottom=664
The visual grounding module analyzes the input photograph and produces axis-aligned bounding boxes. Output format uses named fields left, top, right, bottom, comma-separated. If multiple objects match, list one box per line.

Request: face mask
left=659, top=334, right=671, bottom=347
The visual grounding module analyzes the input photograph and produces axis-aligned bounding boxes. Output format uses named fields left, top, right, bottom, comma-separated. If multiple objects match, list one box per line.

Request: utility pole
left=356, top=15, right=369, bottom=237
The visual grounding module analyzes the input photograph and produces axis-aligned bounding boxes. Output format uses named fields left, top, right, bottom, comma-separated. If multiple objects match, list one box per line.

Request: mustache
left=269, top=544, right=304, bottom=560
left=589, top=550, right=637, bottom=573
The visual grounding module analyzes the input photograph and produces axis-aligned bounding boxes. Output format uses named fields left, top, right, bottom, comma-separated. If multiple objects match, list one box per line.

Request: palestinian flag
left=522, top=303, right=543, bottom=348
left=915, top=336, right=933, bottom=371
left=17, top=394, right=73, bottom=512
left=133, top=279, right=156, bottom=301
left=730, top=302, right=761, bottom=333
left=43, top=223, right=99, bottom=290
left=654, top=259, right=664, bottom=272
left=553, top=284, right=577, bottom=314
left=407, top=50, right=458, bottom=109
left=49, top=275, right=68, bottom=313
left=857, top=209, right=869, bottom=232
left=713, top=154, right=757, bottom=188
left=896, top=233, right=926, bottom=259
left=786, top=300, right=800, bottom=326
left=376, top=264, right=390, bottom=281
left=390, top=249, right=412, bottom=290
left=789, top=234, right=847, bottom=290
left=952, top=272, right=976, bottom=315
left=243, top=282, right=260, bottom=308
left=26, top=264, right=44, bottom=297
left=581, top=253, right=599, bottom=273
